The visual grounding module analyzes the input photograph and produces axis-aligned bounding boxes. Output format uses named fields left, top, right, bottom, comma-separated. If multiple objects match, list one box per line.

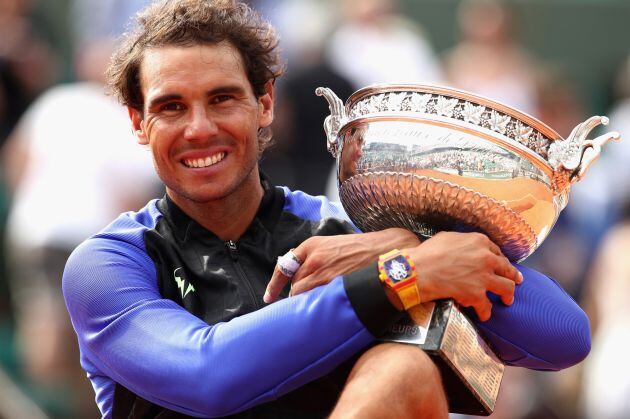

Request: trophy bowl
left=317, top=84, right=620, bottom=261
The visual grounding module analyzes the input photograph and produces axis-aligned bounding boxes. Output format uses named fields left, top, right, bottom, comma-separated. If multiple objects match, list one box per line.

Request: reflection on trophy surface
left=317, top=83, right=620, bottom=415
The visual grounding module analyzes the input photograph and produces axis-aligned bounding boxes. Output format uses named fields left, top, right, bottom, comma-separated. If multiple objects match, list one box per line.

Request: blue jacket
left=62, top=183, right=590, bottom=418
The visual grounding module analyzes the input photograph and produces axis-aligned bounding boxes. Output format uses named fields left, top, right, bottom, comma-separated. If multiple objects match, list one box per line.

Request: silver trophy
left=317, top=84, right=619, bottom=415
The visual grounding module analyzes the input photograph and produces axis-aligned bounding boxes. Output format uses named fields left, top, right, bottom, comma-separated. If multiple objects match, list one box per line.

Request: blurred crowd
left=0, top=0, right=628, bottom=418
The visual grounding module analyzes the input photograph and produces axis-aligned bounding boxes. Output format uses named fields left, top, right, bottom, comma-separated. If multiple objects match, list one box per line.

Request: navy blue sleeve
left=470, top=264, right=591, bottom=371
left=62, top=237, right=388, bottom=418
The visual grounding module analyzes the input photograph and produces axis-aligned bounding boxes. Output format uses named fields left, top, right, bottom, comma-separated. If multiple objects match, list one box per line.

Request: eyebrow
left=146, top=85, right=248, bottom=110
left=147, top=94, right=181, bottom=110
left=208, top=85, right=248, bottom=96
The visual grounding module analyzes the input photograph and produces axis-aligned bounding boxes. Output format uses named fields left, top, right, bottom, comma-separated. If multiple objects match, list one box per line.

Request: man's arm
left=470, top=264, right=591, bottom=371
left=62, top=237, right=400, bottom=418
left=280, top=230, right=590, bottom=371
left=265, top=227, right=420, bottom=303
left=405, top=232, right=590, bottom=370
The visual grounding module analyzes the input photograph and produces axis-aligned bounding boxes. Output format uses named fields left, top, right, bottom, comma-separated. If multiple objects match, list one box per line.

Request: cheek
left=149, top=144, right=169, bottom=175
left=226, top=116, right=260, bottom=149
left=146, top=120, right=179, bottom=154
left=145, top=114, right=185, bottom=139
left=145, top=129, right=176, bottom=171
left=243, top=130, right=261, bottom=157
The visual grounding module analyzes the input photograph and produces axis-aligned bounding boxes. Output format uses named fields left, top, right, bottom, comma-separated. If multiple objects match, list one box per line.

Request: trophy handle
left=548, top=116, right=620, bottom=185
left=316, top=87, right=347, bottom=157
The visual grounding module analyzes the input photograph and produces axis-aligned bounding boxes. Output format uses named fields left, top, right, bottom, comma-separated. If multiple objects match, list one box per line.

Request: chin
left=181, top=186, right=234, bottom=204
left=166, top=163, right=259, bottom=204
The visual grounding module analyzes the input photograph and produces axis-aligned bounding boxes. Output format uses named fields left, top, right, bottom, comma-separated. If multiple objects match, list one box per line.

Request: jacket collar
left=157, top=172, right=285, bottom=243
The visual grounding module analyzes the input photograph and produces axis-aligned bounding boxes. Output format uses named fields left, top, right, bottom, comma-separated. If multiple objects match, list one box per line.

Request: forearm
left=269, top=227, right=421, bottom=302
left=81, top=280, right=368, bottom=416
left=333, top=228, right=421, bottom=276
left=317, top=227, right=420, bottom=272
left=64, top=243, right=400, bottom=417
left=365, top=227, right=421, bottom=250
left=470, top=264, right=591, bottom=370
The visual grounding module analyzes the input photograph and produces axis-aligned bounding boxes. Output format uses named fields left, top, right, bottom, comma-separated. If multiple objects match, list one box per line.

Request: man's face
left=130, top=42, right=274, bottom=204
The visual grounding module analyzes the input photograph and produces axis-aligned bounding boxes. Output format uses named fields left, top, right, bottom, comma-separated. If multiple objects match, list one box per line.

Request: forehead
left=139, top=42, right=251, bottom=97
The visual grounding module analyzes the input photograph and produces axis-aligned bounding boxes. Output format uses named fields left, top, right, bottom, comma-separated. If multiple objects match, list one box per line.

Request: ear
left=128, top=106, right=149, bottom=145
left=258, top=80, right=274, bottom=129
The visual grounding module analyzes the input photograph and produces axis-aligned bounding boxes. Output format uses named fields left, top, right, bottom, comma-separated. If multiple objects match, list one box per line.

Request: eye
left=160, top=102, right=184, bottom=112
left=211, top=94, right=234, bottom=104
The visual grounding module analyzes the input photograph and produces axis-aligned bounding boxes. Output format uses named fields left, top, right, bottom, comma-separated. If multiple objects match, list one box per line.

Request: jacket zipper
left=225, top=240, right=261, bottom=310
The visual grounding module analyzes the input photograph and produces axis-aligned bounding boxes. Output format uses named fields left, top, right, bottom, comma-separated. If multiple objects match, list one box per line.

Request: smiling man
left=130, top=42, right=272, bottom=240
left=62, top=1, right=590, bottom=418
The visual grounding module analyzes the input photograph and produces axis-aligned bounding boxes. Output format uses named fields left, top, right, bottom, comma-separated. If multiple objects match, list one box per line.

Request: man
left=63, top=1, right=590, bottom=418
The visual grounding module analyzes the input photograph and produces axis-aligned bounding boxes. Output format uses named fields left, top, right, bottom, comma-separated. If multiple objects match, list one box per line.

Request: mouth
left=181, top=151, right=227, bottom=168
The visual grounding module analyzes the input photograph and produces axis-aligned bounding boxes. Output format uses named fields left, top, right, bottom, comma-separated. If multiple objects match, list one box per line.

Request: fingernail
left=263, top=291, right=271, bottom=304
left=518, top=272, right=524, bottom=283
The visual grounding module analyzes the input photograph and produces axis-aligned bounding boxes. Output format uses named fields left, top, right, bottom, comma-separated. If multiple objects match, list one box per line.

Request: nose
left=183, top=105, right=218, bottom=141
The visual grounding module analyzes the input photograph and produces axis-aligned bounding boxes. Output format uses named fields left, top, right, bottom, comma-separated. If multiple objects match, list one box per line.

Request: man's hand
left=407, top=231, right=523, bottom=322
left=263, top=228, right=420, bottom=303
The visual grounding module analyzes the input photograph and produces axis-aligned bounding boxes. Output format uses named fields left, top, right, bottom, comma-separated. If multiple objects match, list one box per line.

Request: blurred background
left=1, top=0, right=629, bottom=418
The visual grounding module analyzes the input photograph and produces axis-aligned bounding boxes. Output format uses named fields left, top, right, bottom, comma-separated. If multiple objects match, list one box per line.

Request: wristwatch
left=378, top=249, right=421, bottom=310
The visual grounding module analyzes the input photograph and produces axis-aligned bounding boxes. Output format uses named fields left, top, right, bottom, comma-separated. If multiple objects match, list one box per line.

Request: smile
left=182, top=152, right=226, bottom=168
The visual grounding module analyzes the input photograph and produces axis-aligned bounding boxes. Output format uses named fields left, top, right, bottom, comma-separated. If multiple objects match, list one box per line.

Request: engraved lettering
left=391, top=324, right=419, bottom=336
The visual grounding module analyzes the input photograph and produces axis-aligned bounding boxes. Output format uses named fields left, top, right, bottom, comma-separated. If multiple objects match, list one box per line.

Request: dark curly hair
left=106, top=0, right=284, bottom=151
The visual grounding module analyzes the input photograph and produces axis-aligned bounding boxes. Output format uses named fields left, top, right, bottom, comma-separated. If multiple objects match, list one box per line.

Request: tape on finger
left=277, top=250, right=302, bottom=278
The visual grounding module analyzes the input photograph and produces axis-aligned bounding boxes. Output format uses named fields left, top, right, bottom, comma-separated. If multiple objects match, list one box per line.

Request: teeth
left=183, top=152, right=225, bottom=168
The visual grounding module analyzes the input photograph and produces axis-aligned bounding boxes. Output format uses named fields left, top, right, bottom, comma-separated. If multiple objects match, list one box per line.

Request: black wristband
left=343, top=262, right=404, bottom=337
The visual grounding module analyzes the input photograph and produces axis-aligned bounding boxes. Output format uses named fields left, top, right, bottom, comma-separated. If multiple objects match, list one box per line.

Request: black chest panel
left=112, top=184, right=357, bottom=419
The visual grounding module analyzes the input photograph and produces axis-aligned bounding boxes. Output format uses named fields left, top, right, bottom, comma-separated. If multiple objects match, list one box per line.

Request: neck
left=168, top=170, right=264, bottom=242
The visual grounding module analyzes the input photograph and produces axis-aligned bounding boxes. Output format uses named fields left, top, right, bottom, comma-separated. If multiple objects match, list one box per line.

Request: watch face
left=384, top=255, right=411, bottom=283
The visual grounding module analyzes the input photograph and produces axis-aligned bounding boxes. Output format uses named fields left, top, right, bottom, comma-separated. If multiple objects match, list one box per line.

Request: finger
left=264, top=266, right=290, bottom=303
left=470, top=232, right=500, bottom=255
left=288, top=266, right=308, bottom=295
left=287, top=245, right=308, bottom=281
left=289, top=275, right=309, bottom=297
left=265, top=245, right=308, bottom=303
left=494, top=257, right=522, bottom=284
left=290, top=274, right=324, bottom=297
left=291, top=260, right=308, bottom=282
left=486, top=274, right=516, bottom=306
left=473, top=297, right=493, bottom=322
left=484, top=237, right=502, bottom=256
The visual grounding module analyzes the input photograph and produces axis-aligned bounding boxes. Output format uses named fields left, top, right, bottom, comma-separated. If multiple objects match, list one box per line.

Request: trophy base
left=378, top=300, right=504, bottom=416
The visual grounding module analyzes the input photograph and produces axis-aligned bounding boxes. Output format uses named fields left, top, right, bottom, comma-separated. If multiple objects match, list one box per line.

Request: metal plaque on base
left=380, top=300, right=503, bottom=415
left=316, top=83, right=620, bottom=414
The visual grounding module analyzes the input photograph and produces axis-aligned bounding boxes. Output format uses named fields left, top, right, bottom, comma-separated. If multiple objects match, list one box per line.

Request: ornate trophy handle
left=316, top=87, right=347, bottom=157
left=548, top=116, right=620, bottom=185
